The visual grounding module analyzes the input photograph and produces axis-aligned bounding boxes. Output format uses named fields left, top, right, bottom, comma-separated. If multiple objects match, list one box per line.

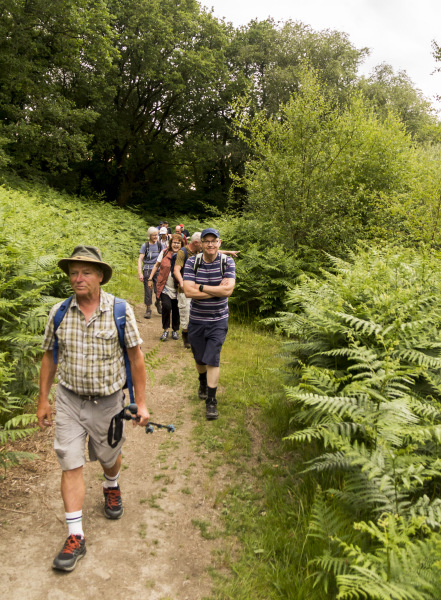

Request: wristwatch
left=199, top=284, right=204, bottom=292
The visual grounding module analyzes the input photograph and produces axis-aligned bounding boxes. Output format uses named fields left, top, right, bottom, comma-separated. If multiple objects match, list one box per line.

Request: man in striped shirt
left=183, top=228, right=236, bottom=420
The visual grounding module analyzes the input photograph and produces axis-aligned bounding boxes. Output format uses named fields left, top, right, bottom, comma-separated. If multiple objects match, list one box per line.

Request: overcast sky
left=203, top=0, right=441, bottom=106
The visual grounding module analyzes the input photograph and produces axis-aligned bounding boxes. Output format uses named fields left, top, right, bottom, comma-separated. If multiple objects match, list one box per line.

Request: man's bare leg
left=61, top=467, right=85, bottom=512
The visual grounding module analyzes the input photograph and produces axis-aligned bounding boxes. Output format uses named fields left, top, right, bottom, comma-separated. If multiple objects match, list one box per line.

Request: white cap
left=159, top=227, right=167, bottom=234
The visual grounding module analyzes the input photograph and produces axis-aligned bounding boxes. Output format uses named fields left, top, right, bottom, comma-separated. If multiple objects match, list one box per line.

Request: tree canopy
left=233, top=67, right=414, bottom=263
left=0, top=1, right=438, bottom=214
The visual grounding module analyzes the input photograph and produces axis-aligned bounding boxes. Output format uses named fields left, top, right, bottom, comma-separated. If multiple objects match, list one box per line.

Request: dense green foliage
left=0, top=180, right=149, bottom=467
left=358, top=63, right=441, bottom=142
left=2, top=3, right=441, bottom=596
left=271, top=246, right=441, bottom=598
left=1, top=2, right=436, bottom=213
left=0, top=0, right=114, bottom=175
left=84, top=0, right=234, bottom=210
left=233, top=68, right=415, bottom=263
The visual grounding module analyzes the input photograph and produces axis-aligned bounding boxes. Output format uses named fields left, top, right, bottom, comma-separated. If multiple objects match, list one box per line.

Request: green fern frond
left=333, top=312, right=383, bottom=337
left=397, top=348, right=441, bottom=368
left=0, top=450, right=38, bottom=469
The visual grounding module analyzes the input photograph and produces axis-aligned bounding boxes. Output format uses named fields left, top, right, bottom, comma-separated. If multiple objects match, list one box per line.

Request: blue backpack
left=52, top=296, right=134, bottom=404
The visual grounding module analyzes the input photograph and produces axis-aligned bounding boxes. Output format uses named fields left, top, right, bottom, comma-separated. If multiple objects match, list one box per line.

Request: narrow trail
left=0, top=303, right=228, bottom=600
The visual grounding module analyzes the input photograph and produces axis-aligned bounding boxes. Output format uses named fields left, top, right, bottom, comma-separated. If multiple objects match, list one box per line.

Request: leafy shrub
left=0, top=179, right=156, bottom=467
left=273, top=244, right=441, bottom=598
left=233, top=67, right=414, bottom=267
left=212, top=216, right=306, bottom=317
left=0, top=239, right=58, bottom=468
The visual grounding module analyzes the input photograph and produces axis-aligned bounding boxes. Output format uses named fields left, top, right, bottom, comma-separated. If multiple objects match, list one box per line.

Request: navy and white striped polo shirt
left=183, top=254, right=236, bottom=322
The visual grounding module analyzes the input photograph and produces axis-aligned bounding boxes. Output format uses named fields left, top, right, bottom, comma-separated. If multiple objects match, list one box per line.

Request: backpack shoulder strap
left=157, top=241, right=161, bottom=253
left=193, top=253, right=227, bottom=277
left=113, top=297, right=126, bottom=348
left=113, top=297, right=135, bottom=404
left=220, top=253, right=228, bottom=275
left=52, top=296, right=73, bottom=365
left=193, top=252, right=203, bottom=276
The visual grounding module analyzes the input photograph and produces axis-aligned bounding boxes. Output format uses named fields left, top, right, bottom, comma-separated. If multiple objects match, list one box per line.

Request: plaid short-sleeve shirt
left=42, top=291, right=142, bottom=396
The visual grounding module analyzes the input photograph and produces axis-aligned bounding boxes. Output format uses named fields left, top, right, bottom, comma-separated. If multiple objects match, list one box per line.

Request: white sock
left=103, top=471, right=120, bottom=489
left=66, top=510, right=84, bottom=537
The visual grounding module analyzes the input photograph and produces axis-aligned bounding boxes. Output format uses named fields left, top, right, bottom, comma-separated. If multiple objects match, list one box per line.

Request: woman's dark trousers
left=143, top=267, right=158, bottom=306
left=160, top=292, right=180, bottom=331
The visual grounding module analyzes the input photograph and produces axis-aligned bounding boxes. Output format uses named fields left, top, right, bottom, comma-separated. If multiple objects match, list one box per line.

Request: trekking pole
left=145, top=422, right=175, bottom=434
left=122, top=404, right=175, bottom=434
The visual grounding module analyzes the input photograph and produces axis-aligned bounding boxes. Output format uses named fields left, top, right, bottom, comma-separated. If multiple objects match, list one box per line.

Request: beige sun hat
left=58, top=245, right=113, bottom=285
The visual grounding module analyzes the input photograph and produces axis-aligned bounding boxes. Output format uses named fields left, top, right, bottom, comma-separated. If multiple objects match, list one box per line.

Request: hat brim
left=58, top=257, right=113, bottom=285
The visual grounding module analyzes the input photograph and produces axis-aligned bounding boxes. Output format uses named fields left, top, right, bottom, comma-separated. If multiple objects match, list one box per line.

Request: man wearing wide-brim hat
left=37, top=245, right=149, bottom=572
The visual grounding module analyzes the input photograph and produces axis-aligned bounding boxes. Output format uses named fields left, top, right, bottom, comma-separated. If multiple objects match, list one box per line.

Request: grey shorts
left=54, top=384, right=126, bottom=471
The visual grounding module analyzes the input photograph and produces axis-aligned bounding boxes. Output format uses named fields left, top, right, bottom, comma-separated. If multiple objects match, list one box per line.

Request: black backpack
left=143, top=240, right=162, bottom=266
left=172, top=250, right=228, bottom=288
left=193, top=252, right=227, bottom=276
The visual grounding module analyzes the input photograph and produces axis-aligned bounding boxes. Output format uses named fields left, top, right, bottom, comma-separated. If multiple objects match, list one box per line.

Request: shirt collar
left=71, top=290, right=111, bottom=313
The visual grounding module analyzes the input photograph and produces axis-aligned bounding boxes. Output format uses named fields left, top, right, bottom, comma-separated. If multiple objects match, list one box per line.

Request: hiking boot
left=155, top=299, right=162, bottom=315
left=206, top=400, right=219, bottom=420
left=182, top=331, right=191, bottom=349
left=160, top=330, right=169, bottom=342
left=103, top=485, right=124, bottom=520
left=198, top=381, right=208, bottom=400
left=172, top=330, right=179, bottom=340
left=52, top=534, right=86, bottom=572
left=144, top=308, right=152, bottom=319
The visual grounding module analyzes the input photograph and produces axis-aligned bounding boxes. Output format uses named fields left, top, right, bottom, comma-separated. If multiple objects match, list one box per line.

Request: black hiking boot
left=103, top=485, right=124, bottom=520
left=206, top=399, right=219, bottom=420
left=198, top=381, right=208, bottom=400
left=52, top=534, right=86, bottom=572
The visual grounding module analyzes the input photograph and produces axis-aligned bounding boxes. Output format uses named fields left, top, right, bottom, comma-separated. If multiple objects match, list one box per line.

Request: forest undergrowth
left=3, top=179, right=441, bottom=599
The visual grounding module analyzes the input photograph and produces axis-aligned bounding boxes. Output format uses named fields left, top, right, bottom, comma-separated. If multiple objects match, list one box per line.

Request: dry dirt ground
left=0, top=303, right=232, bottom=600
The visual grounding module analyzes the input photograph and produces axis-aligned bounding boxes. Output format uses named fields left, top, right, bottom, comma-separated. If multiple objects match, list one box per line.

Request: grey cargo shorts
left=54, top=384, right=126, bottom=471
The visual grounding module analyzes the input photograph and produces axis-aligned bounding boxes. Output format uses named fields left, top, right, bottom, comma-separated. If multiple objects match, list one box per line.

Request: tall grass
left=190, top=323, right=325, bottom=599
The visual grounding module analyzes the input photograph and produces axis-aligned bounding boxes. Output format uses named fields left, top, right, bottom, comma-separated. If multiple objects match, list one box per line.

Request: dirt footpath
left=0, top=304, right=226, bottom=600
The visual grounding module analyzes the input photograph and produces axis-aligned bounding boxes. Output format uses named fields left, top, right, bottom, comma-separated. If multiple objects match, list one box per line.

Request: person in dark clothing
left=180, top=224, right=190, bottom=238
